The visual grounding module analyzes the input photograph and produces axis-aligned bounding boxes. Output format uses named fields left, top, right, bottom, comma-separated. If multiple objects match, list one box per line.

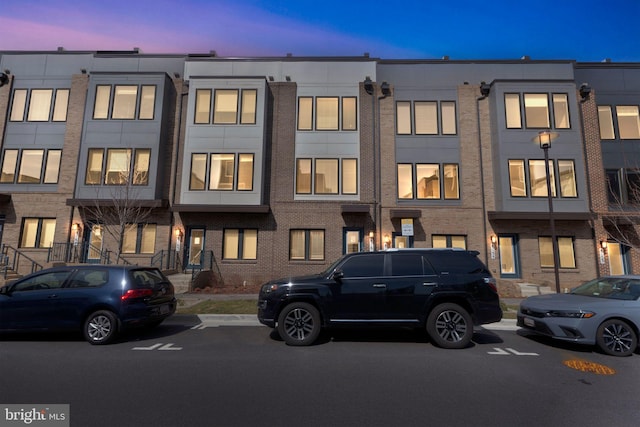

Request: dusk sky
left=1, top=0, right=639, bottom=62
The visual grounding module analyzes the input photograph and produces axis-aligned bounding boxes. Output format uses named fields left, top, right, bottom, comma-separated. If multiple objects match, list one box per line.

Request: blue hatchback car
left=0, top=265, right=176, bottom=344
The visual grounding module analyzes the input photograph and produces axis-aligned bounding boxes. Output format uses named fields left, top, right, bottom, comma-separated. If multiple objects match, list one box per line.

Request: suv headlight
left=545, top=310, right=595, bottom=319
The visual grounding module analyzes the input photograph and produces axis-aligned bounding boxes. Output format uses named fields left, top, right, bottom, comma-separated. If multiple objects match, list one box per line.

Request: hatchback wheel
left=84, top=310, right=118, bottom=345
left=596, top=319, right=638, bottom=357
left=277, top=302, right=321, bottom=346
left=426, top=303, right=473, bottom=349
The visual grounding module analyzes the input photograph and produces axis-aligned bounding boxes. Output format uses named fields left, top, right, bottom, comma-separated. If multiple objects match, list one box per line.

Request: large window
left=607, top=168, right=640, bottom=205
left=617, top=106, right=640, bottom=139
left=505, top=92, right=571, bottom=129
left=0, top=149, right=61, bottom=184
left=552, top=94, right=570, bottom=129
left=539, top=236, right=576, bottom=268
left=558, top=160, right=577, bottom=197
left=509, top=159, right=576, bottom=199
left=85, top=148, right=150, bottom=186
left=188, top=152, right=254, bottom=191
left=508, top=159, right=527, bottom=197
left=20, top=218, right=56, bottom=248
left=223, top=229, right=257, bottom=260
left=297, top=97, right=357, bottom=131
left=295, top=158, right=357, bottom=196
left=528, top=160, right=556, bottom=197
left=122, top=224, right=157, bottom=254
left=290, top=229, right=324, bottom=261
left=505, top=94, right=522, bottom=128
left=396, top=163, right=459, bottom=200
left=432, top=235, right=466, bottom=249
left=10, top=88, right=69, bottom=122
left=93, top=84, right=156, bottom=120
left=524, top=93, right=550, bottom=128
left=395, top=100, right=457, bottom=135
left=195, top=89, right=257, bottom=125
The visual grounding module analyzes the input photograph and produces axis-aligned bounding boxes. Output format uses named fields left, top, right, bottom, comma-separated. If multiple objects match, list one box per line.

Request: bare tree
left=81, top=170, right=154, bottom=261
left=605, top=169, right=640, bottom=249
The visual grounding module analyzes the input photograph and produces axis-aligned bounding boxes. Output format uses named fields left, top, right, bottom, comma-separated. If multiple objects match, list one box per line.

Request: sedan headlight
left=545, top=310, right=595, bottom=319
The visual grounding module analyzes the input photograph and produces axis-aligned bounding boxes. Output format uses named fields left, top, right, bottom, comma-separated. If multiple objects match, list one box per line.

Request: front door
left=187, top=228, right=205, bottom=268
left=86, top=224, right=103, bottom=263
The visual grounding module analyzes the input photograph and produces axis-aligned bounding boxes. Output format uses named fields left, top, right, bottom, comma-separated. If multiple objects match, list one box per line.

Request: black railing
left=150, top=250, right=183, bottom=271
left=47, top=242, right=113, bottom=265
left=1, top=244, right=44, bottom=278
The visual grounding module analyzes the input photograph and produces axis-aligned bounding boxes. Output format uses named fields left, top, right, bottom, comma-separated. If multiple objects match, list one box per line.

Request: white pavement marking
left=488, top=348, right=510, bottom=355
left=487, top=347, right=539, bottom=356
left=158, top=343, right=182, bottom=351
left=505, top=348, right=538, bottom=356
left=195, top=314, right=264, bottom=328
left=132, top=343, right=163, bottom=351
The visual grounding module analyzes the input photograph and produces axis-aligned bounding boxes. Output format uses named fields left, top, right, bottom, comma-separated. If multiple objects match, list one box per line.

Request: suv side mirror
left=332, top=270, right=344, bottom=282
left=0, top=286, right=10, bottom=296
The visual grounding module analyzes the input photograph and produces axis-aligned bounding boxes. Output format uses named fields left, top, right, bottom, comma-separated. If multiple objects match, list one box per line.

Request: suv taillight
left=121, top=289, right=153, bottom=301
left=484, top=277, right=498, bottom=293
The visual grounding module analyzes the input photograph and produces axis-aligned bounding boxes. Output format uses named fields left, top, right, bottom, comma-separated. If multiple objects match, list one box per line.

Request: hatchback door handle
left=372, top=284, right=387, bottom=288
left=423, top=282, right=437, bottom=287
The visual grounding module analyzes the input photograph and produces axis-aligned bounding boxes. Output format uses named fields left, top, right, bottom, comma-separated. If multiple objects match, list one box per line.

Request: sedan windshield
left=571, top=277, right=640, bottom=300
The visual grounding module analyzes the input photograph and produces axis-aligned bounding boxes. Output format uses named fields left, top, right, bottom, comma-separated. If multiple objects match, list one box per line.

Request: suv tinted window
left=424, top=251, right=486, bottom=274
left=131, top=269, right=166, bottom=288
left=390, top=253, right=429, bottom=276
left=340, top=254, right=385, bottom=277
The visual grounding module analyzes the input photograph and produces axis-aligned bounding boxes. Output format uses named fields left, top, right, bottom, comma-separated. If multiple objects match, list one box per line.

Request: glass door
left=344, top=228, right=363, bottom=254
left=87, top=224, right=103, bottom=263
left=187, top=228, right=205, bottom=268
left=498, top=234, right=521, bottom=278
left=608, top=242, right=629, bottom=275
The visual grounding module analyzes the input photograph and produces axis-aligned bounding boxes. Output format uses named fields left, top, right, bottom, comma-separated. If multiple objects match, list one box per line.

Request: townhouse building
left=1, top=50, right=638, bottom=295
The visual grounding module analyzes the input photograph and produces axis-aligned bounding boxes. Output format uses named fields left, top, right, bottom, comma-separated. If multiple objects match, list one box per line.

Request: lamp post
left=533, top=131, right=561, bottom=293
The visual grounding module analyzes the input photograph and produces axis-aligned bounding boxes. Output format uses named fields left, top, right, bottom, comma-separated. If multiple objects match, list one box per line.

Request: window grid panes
left=213, top=90, right=239, bottom=124
left=86, top=149, right=104, bottom=185
left=505, top=93, right=522, bottom=128
left=20, top=218, right=56, bottom=249
left=617, top=106, right=640, bottom=139
left=552, top=93, right=570, bottom=129
left=52, top=89, right=70, bottom=122
left=290, top=229, right=325, bottom=261
left=18, top=150, right=44, bottom=184
left=210, top=154, right=235, bottom=190
left=416, top=164, right=440, bottom=199
left=240, top=90, right=257, bottom=124
left=295, top=158, right=358, bottom=195
left=529, top=160, right=556, bottom=197
left=539, top=236, right=575, bottom=268
left=0, top=150, right=18, bottom=183
left=524, top=93, right=550, bottom=128
left=237, top=154, right=254, bottom=191
left=133, top=149, right=150, bottom=185
left=105, top=149, right=131, bottom=185
left=316, top=97, right=339, bottom=130
left=93, top=85, right=111, bottom=119
left=27, top=89, right=53, bottom=121
left=139, top=86, right=156, bottom=120
left=558, top=160, right=577, bottom=197
left=297, top=97, right=357, bottom=131
left=10, top=89, right=27, bottom=121
left=43, top=150, right=62, bottom=184
left=508, top=159, right=527, bottom=197
left=112, top=85, right=138, bottom=119
left=195, top=89, right=212, bottom=124
left=415, top=102, right=438, bottom=135
left=223, top=229, right=258, bottom=260
left=597, top=106, right=615, bottom=139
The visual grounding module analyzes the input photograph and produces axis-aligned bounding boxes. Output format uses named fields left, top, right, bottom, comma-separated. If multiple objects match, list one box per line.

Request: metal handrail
left=1, top=244, right=44, bottom=278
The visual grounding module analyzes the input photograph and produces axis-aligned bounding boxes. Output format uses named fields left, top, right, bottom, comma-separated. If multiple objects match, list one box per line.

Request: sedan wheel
left=277, top=302, right=321, bottom=346
left=84, top=310, right=118, bottom=345
left=596, top=319, right=638, bottom=357
left=426, top=303, right=473, bottom=349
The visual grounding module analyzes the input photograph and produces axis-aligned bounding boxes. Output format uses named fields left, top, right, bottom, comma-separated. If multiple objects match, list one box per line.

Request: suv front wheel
left=277, top=302, right=321, bottom=346
left=426, top=303, right=473, bottom=349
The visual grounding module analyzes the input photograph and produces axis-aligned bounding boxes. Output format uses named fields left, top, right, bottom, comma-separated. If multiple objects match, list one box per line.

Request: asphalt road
left=1, top=316, right=639, bottom=427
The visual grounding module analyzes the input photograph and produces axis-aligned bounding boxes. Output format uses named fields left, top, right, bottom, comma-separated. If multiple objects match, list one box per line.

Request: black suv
left=258, top=249, right=502, bottom=348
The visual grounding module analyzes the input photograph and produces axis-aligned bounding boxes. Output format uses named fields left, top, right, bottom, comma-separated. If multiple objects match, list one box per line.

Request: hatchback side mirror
left=332, top=270, right=344, bottom=282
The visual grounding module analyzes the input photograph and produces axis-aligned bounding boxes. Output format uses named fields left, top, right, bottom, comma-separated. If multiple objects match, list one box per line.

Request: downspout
left=377, top=83, right=390, bottom=249
left=170, top=78, right=188, bottom=268
left=477, top=82, right=492, bottom=266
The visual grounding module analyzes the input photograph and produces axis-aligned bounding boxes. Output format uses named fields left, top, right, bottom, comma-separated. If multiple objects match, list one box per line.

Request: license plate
left=524, top=317, right=535, bottom=327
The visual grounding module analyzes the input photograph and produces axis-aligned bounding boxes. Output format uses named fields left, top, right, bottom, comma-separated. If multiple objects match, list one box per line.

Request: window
left=508, top=159, right=527, bottom=197
left=539, top=236, right=575, bottom=268
left=290, top=229, right=324, bottom=261
left=342, top=97, right=357, bottom=130
left=524, top=93, right=550, bottom=128
left=504, top=93, right=522, bottom=128
left=626, top=170, right=640, bottom=204
left=607, top=168, right=640, bottom=205
left=237, top=154, right=254, bottom=190
left=432, top=235, right=467, bottom=249
left=43, top=150, right=62, bottom=184
left=415, top=102, right=438, bottom=135
left=93, top=84, right=155, bottom=120
left=18, top=150, right=44, bottom=184
left=552, top=94, right=570, bottom=129
left=86, top=149, right=104, bottom=185
left=27, top=89, right=53, bottom=121
left=295, top=158, right=358, bottom=196
left=607, top=242, right=629, bottom=275
left=52, top=89, right=70, bottom=122
left=10, top=89, right=27, bottom=121
left=342, top=159, right=357, bottom=194
left=528, top=160, right=556, bottom=197
left=20, top=218, right=56, bottom=248
left=210, top=154, right=235, bottom=190
left=195, top=89, right=212, bottom=124
left=617, top=106, right=640, bottom=139
left=13, top=271, right=72, bottom=291
left=0, top=150, right=19, bottom=183
left=132, top=149, right=150, bottom=186
left=139, top=86, right=156, bottom=120
left=297, top=96, right=357, bottom=131
left=223, top=229, right=257, bottom=260
left=344, top=229, right=362, bottom=254
left=416, top=164, right=440, bottom=199
left=396, top=101, right=457, bottom=135
left=240, top=90, right=257, bottom=124
left=558, top=160, right=577, bottom=197
left=396, top=163, right=459, bottom=200
left=606, top=169, right=622, bottom=203
left=93, top=85, right=111, bottom=119
left=112, top=85, right=138, bottom=119
left=340, top=254, right=384, bottom=277
left=441, top=101, right=457, bottom=135
left=598, top=106, right=615, bottom=139
left=315, top=159, right=338, bottom=194
left=105, top=149, right=131, bottom=184
left=498, top=235, right=520, bottom=278
left=397, top=164, right=413, bottom=199
left=390, top=253, right=424, bottom=276
left=213, top=89, right=238, bottom=124
left=190, top=153, right=207, bottom=190
left=122, top=223, right=156, bottom=254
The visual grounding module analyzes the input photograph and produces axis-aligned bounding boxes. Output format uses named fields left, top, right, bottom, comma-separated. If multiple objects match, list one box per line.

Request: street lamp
left=533, top=131, right=560, bottom=293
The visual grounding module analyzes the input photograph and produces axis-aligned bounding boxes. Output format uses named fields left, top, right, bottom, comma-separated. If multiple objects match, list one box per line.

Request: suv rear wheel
left=277, top=302, right=321, bottom=346
left=426, top=303, right=473, bottom=349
